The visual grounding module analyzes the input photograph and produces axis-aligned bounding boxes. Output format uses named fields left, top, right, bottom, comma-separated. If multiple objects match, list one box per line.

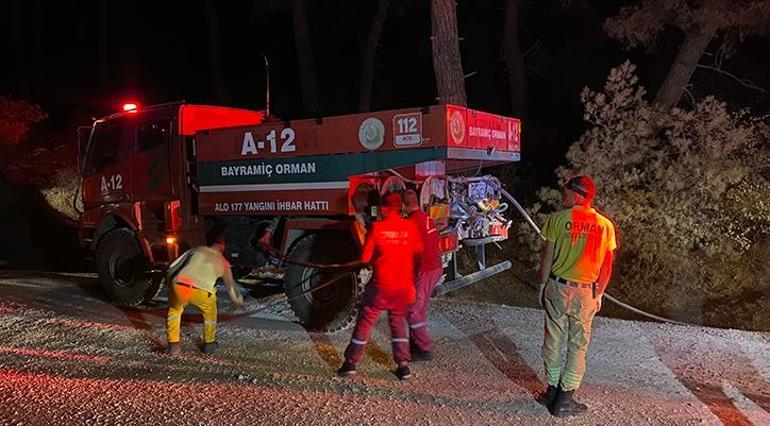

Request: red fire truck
left=77, top=102, right=521, bottom=330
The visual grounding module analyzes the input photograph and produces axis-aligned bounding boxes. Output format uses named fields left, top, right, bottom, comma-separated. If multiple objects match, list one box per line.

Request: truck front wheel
left=283, top=233, right=366, bottom=332
left=95, top=228, right=154, bottom=306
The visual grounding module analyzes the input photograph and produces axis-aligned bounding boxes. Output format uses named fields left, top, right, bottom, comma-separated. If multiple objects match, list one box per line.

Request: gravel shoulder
left=0, top=272, right=768, bottom=425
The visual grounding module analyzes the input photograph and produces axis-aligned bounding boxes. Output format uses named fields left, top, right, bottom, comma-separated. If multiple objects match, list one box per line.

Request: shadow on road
left=654, top=338, right=770, bottom=425
left=445, top=311, right=543, bottom=399
left=120, top=306, right=169, bottom=353
left=305, top=325, right=393, bottom=373
left=308, top=332, right=343, bottom=370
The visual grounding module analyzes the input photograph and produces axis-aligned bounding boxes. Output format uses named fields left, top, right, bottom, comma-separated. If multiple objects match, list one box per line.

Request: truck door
left=81, top=119, right=134, bottom=208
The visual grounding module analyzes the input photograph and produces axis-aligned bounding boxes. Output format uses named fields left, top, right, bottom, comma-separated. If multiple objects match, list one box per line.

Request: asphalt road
left=0, top=272, right=768, bottom=425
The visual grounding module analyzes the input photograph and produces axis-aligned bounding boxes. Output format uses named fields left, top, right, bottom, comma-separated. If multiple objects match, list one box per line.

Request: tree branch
left=523, top=40, right=540, bottom=57
left=696, top=63, right=769, bottom=95
left=683, top=86, right=697, bottom=106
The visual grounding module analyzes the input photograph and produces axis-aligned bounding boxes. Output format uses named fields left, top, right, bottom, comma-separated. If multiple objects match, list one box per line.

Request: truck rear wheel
left=95, top=228, right=154, bottom=306
left=283, top=233, right=365, bottom=332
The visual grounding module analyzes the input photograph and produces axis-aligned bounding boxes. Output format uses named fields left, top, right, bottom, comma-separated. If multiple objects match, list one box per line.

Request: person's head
left=206, top=224, right=227, bottom=253
left=563, top=175, right=596, bottom=208
left=381, top=192, right=403, bottom=216
left=403, top=189, right=420, bottom=213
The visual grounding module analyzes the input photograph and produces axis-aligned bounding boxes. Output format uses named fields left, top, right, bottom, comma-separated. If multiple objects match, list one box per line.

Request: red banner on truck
left=195, top=105, right=520, bottom=164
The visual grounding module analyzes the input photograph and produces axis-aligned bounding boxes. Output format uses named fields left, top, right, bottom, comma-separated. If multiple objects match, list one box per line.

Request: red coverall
left=407, top=209, right=442, bottom=353
left=343, top=210, right=423, bottom=365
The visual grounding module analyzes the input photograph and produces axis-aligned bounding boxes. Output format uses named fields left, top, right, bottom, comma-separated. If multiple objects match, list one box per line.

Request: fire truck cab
left=78, top=102, right=266, bottom=305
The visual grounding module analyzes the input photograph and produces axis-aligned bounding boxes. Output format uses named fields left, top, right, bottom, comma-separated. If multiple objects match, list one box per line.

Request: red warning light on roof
left=122, top=103, right=139, bottom=113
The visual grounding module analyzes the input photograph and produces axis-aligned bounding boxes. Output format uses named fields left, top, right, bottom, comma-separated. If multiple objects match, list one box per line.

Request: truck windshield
left=83, top=119, right=133, bottom=175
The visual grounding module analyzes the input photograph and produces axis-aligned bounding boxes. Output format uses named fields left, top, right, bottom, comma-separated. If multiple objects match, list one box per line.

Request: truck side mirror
left=76, top=125, right=92, bottom=173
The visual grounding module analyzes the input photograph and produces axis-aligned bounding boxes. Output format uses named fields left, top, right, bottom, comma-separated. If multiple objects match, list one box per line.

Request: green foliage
left=605, top=0, right=770, bottom=49
left=41, top=168, right=81, bottom=222
left=0, top=96, right=47, bottom=146
left=526, top=61, right=770, bottom=320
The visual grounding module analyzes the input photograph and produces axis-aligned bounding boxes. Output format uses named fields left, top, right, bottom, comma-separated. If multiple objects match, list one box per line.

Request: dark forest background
left=3, top=1, right=767, bottom=167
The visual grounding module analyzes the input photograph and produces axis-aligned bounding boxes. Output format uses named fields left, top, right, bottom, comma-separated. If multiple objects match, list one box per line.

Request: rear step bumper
left=432, top=260, right=512, bottom=297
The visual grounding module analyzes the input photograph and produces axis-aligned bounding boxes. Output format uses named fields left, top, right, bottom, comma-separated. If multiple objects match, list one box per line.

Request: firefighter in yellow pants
left=166, top=227, right=244, bottom=355
left=536, top=176, right=616, bottom=417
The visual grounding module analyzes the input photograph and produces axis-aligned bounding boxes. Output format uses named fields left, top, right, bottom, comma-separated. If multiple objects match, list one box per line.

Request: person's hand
left=596, top=294, right=603, bottom=312
left=229, top=287, right=245, bottom=307
left=538, top=282, right=546, bottom=307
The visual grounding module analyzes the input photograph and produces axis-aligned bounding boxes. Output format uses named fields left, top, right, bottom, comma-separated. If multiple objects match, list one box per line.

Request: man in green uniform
left=537, top=175, right=617, bottom=417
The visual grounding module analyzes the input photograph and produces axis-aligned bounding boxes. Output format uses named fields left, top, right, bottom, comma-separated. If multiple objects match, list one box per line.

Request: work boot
left=536, top=385, right=559, bottom=408
left=202, top=341, right=219, bottom=355
left=395, top=364, right=412, bottom=380
left=551, top=389, right=587, bottom=417
left=410, top=348, right=434, bottom=362
left=337, top=362, right=357, bottom=377
left=168, top=342, right=181, bottom=356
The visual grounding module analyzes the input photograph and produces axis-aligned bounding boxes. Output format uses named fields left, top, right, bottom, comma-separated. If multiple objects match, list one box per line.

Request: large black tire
left=283, top=233, right=366, bottom=332
left=95, top=228, right=154, bottom=306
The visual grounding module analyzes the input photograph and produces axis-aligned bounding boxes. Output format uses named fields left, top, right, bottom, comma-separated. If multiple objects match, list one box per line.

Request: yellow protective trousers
left=167, top=283, right=218, bottom=344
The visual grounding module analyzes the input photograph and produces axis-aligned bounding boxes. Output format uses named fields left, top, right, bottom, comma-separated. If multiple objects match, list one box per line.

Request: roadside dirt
left=0, top=272, right=768, bottom=425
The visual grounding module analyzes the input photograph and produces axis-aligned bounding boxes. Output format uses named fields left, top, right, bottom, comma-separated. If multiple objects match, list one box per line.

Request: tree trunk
left=653, top=23, right=717, bottom=110
left=205, top=0, right=229, bottom=104
left=358, top=0, right=389, bottom=112
left=292, top=0, right=320, bottom=115
left=430, top=0, right=467, bottom=106
left=503, top=0, right=526, bottom=117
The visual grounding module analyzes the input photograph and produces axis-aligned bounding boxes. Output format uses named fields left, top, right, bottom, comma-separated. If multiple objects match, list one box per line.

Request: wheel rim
left=300, top=267, right=352, bottom=306
left=109, top=251, right=137, bottom=288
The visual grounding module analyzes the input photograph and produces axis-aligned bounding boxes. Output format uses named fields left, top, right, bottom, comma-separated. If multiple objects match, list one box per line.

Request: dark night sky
left=3, top=0, right=770, bottom=175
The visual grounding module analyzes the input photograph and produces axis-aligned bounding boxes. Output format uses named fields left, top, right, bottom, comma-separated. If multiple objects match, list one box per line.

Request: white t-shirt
left=172, top=246, right=229, bottom=293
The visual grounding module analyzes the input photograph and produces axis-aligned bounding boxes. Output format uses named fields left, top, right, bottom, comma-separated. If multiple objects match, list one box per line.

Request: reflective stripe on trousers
left=344, top=304, right=410, bottom=365
left=541, top=277, right=599, bottom=391
left=167, top=284, right=218, bottom=344
left=407, top=267, right=443, bottom=352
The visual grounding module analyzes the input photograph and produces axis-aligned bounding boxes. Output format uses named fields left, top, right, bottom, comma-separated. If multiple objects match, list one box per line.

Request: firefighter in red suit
left=338, top=192, right=423, bottom=380
left=403, top=189, right=443, bottom=361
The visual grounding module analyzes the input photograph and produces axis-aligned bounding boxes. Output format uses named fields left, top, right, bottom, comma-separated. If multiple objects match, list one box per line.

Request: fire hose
left=227, top=191, right=692, bottom=327
left=222, top=266, right=363, bottom=325
left=258, top=240, right=361, bottom=270
left=220, top=241, right=366, bottom=325
left=500, top=188, right=691, bottom=327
